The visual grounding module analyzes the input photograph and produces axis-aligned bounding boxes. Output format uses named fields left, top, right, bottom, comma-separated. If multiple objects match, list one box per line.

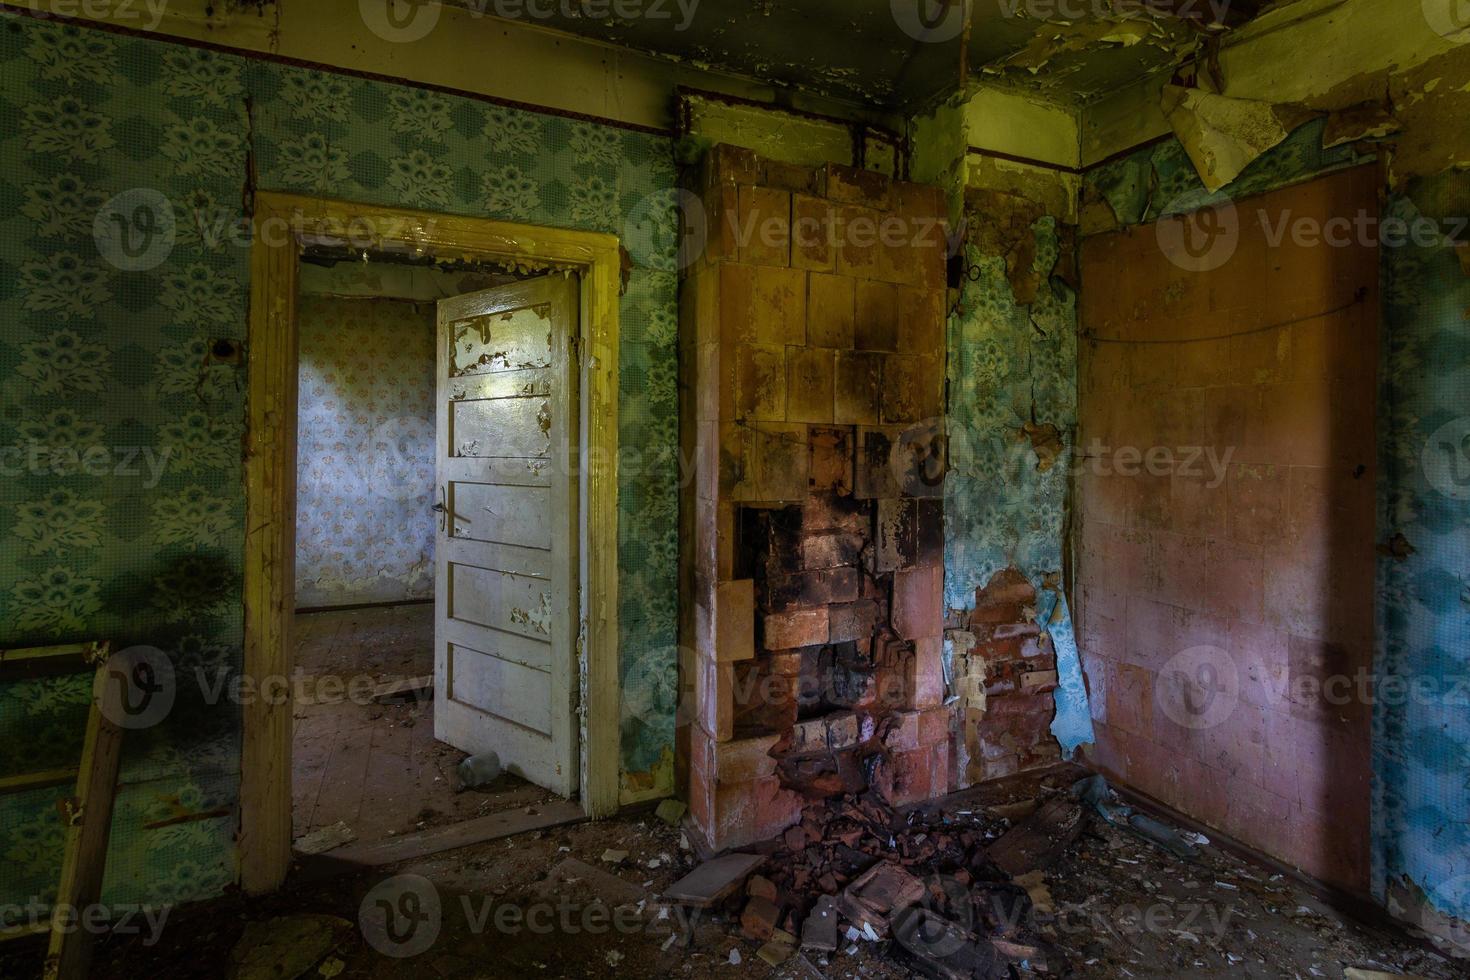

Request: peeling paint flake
left=1161, top=85, right=1317, bottom=192
left=510, top=591, right=553, bottom=636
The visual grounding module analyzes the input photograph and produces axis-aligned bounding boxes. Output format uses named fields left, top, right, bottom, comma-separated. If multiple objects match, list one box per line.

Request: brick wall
left=1075, top=166, right=1380, bottom=893
left=952, top=569, right=1063, bottom=783
left=677, top=146, right=950, bottom=851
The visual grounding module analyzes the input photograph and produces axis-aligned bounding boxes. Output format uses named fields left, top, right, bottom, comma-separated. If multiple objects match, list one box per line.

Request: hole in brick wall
left=732, top=489, right=913, bottom=801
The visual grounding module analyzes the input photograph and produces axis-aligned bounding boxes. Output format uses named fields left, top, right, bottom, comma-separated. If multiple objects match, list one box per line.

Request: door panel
left=435, top=276, right=578, bottom=797
left=449, top=395, right=551, bottom=458
left=448, top=564, right=552, bottom=639
left=448, top=643, right=552, bottom=735
left=450, top=483, right=553, bottom=548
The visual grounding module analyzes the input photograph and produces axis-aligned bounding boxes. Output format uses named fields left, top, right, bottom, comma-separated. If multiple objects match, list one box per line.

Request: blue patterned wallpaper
left=945, top=219, right=1093, bottom=753
left=295, top=295, right=435, bottom=608
left=0, top=12, right=678, bottom=911
left=1375, top=173, right=1470, bottom=926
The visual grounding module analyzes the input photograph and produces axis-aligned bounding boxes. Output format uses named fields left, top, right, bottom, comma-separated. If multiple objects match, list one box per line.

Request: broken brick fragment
left=740, top=895, right=780, bottom=942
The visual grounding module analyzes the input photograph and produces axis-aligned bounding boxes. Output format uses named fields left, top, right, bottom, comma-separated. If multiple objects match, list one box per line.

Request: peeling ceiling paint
left=439, top=0, right=1272, bottom=111
left=1161, top=84, right=1317, bottom=191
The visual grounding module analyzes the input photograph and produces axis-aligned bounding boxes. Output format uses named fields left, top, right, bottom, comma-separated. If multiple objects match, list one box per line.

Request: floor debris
left=20, top=768, right=1460, bottom=979
left=292, top=821, right=356, bottom=857
left=228, top=915, right=353, bottom=980
left=655, top=798, right=687, bottom=826
left=664, top=852, right=765, bottom=909
left=986, top=795, right=1085, bottom=876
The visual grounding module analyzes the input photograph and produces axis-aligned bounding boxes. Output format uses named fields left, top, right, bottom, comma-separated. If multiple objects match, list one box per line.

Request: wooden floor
left=291, top=603, right=556, bottom=849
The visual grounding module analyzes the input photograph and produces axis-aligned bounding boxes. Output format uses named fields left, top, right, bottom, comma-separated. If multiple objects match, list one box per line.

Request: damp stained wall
left=1077, top=164, right=1382, bottom=894
left=0, top=0, right=893, bottom=135
left=0, top=10, right=679, bottom=909
left=294, top=295, right=435, bottom=609
left=1080, top=100, right=1470, bottom=934
left=944, top=163, right=1095, bottom=760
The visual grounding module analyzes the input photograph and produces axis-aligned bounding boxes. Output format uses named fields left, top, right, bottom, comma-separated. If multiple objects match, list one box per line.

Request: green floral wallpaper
left=1084, top=118, right=1371, bottom=228
left=0, top=12, right=679, bottom=912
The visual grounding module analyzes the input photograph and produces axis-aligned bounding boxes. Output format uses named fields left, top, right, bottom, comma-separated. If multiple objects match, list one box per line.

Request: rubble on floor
left=12, top=778, right=1462, bottom=979
left=666, top=771, right=1461, bottom=979
left=670, top=787, right=1065, bottom=976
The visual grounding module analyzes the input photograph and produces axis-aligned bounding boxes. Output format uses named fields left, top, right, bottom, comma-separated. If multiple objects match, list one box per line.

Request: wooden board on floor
left=307, top=798, right=584, bottom=869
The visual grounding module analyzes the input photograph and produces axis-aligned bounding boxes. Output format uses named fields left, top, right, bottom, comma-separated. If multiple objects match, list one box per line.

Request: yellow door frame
left=240, top=192, right=621, bottom=894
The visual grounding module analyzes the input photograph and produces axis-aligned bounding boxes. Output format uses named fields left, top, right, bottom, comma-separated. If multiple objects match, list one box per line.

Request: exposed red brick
left=763, top=608, right=829, bottom=650
left=892, top=565, right=943, bottom=639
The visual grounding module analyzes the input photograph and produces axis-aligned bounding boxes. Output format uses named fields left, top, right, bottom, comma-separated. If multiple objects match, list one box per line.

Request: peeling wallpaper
left=1083, top=118, right=1371, bottom=234
left=295, top=295, right=435, bottom=609
left=0, top=12, right=678, bottom=910
left=1375, top=174, right=1470, bottom=928
left=944, top=217, right=1094, bottom=754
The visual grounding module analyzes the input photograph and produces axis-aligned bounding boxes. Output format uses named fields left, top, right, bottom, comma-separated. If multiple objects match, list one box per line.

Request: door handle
left=433, top=486, right=446, bottom=531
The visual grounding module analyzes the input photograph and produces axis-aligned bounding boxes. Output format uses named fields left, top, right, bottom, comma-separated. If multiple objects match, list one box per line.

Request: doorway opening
left=289, top=255, right=567, bottom=855
left=240, top=194, right=623, bottom=892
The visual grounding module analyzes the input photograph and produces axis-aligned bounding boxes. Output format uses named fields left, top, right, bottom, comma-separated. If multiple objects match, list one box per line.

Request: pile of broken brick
left=668, top=790, right=1084, bottom=977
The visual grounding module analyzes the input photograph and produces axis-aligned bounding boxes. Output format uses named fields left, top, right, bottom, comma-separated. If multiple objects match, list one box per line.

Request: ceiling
left=443, top=0, right=1273, bottom=111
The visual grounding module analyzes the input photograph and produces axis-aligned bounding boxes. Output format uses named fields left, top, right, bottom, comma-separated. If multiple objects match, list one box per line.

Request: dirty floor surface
left=293, top=604, right=555, bottom=847
left=6, top=777, right=1456, bottom=980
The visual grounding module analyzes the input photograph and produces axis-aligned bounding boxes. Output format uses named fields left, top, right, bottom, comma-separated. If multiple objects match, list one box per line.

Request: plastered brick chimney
left=677, top=145, right=952, bottom=852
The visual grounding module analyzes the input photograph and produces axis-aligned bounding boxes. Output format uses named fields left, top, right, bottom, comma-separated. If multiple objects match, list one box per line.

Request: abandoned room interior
left=0, top=0, right=1467, bottom=977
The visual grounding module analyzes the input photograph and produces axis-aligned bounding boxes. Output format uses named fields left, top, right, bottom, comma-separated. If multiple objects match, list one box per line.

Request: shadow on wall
left=1075, top=164, right=1382, bottom=895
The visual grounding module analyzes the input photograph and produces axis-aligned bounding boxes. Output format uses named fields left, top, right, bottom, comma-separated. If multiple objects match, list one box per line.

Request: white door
left=434, top=276, right=579, bottom=798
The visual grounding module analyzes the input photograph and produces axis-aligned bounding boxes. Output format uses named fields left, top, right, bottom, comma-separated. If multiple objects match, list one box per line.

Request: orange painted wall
left=1075, top=165, right=1381, bottom=893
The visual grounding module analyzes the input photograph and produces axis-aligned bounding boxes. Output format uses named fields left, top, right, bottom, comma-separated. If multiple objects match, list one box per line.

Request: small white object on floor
left=293, top=821, right=356, bottom=856
left=728, top=948, right=741, bottom=965
left=453, top=752, right=502, bottom=791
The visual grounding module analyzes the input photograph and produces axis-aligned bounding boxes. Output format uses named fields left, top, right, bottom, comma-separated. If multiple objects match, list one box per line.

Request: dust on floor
left=4, top=782, right=1456, bottom=980
left=292, top=604, right=557, bottom=847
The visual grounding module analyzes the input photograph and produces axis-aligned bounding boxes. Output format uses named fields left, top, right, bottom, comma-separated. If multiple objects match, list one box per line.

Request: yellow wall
left=1081, top=0, right=1468, bottom=165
